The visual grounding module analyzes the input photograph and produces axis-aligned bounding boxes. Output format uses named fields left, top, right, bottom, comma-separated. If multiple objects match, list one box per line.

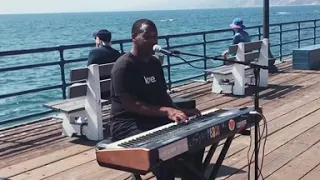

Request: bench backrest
left=227, top=41, right=263, bottom=63
left=68, top=55, right=164, bottom=99
left=69, top=63, right=114, bottom=98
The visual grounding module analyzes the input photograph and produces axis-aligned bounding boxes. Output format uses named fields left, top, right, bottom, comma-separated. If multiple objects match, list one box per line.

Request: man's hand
left=162, top=107, right=188, bottom=123
left=183, top=109, right=202, bottom=117
left=222, top=50, right=229, bottom=57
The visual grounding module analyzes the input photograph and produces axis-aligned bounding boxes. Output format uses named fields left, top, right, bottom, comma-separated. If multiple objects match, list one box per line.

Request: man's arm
left=119, top=95, right=170, bottom=117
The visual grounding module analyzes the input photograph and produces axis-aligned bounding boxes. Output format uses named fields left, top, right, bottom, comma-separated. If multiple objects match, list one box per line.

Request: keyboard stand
left=131, top=135, right=235, bottom=180
left=177, top=135, right=235, bottom=180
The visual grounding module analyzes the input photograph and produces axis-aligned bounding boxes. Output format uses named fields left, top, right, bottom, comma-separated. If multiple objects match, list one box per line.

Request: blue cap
left=230, top=18, right=245, bottom=29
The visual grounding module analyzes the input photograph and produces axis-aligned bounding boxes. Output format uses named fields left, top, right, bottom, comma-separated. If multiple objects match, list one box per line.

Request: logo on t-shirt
left=144, top=76, right=157, bottom=84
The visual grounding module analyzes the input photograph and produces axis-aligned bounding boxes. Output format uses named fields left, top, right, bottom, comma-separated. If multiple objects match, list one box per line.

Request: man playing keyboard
left=109, top=18, right=205, bottom=180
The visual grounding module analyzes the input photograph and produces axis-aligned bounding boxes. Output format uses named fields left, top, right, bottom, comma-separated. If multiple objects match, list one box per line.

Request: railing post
left=203, top=33, right=207, bottom=81
left=258, top=26, right=262, bottom=40
left=165, top=37, right=172, bottom=90
left=298, top=22, right=301, bottom=48
left=280, top=24, right=283, bottom=61
left=120, top=43, right=124, bottom=54
left=58, top=46, right=67, bottom=99
left=314, top=19, right=316, bottom=45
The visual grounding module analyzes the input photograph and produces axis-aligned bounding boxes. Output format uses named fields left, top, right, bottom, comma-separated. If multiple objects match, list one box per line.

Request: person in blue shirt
left=223, top=18, right=251, bottom=57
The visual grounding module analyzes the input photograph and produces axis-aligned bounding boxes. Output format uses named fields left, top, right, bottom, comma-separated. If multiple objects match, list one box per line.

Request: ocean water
left=1, top=6, right=320, bottom=127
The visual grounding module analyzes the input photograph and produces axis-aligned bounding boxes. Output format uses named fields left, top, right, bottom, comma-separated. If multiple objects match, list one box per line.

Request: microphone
left=153, top=45, right=180, bottom=57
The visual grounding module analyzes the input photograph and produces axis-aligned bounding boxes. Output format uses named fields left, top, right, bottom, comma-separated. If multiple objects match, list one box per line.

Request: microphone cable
left=175, top=55, right=206, bottom=70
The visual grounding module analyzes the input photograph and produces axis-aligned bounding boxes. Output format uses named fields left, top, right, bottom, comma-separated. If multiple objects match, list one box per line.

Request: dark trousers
left=111, top=119, right=205, bottom=180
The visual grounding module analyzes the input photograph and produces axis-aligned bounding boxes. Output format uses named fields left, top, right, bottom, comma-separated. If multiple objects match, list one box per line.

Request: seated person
left=223, top=18, right=251, bottom=57
left=109, top=18, right=204, bottom=180
left=88, top=29, right=121, bottom=99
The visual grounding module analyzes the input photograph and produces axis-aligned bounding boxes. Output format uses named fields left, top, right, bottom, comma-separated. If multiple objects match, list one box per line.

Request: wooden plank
left=219, top=105, right=320, bottom=180
left=0, top=128, right=63, bottom=159
left=42, top=160, right=111, bottom=180
left=0, top=119, right=59, bottom=138
left=300, top=163, right=320, bottom=180
left=225, top=112, right=320, bottom=180
left=10, top=149, right=96, bottom=180
left=0, top=144, right=92, bottom=178
left=266, top=141, right=320, bottom=180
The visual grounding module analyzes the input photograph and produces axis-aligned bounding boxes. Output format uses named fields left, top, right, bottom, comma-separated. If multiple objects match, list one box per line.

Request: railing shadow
left=243, top=84, right=303, bottom=101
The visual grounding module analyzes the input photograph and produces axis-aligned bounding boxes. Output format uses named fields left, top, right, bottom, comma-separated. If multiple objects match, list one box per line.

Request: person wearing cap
left=87, top=29, right=121, bottom=66
left=223, top=18, right=251, bottom=56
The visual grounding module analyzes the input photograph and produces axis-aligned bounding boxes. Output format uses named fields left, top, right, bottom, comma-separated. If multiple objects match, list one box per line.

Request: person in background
left=87, top=29, right=121, bottom=99
left=223, top=18, right=251, bottom=57
left=88, top=29, right=121, bottom=66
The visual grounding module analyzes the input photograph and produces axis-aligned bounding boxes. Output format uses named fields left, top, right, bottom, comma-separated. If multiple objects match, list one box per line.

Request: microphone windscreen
left=153, top=45, right=162, bottom=52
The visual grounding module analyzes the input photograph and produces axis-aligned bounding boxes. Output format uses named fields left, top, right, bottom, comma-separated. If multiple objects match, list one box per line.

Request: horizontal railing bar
left=168, top=42, right=204, bottom=49
left=0, top=85, right=62, bottom=99
left=281, top=40, right=300, bottom=46
left=299, top=27, right=315, bottom=30
left=0, top=61, right=60, bottom=72
left=281, top=29, right=300, bottom=33
left=64, top=58, right=88, bottom=64
left=300, top=37, right=317, bottom=41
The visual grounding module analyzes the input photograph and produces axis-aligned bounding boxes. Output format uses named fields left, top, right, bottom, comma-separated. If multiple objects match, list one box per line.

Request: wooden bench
left=44, top=63, right=113, bottom=141
left=44, top=56, right=196, bottom=141
left=205, top=38, right=269, bottom=95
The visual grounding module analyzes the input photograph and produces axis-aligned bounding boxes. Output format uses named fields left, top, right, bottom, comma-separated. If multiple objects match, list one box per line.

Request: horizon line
left=0, top=4, right=319, bottom=16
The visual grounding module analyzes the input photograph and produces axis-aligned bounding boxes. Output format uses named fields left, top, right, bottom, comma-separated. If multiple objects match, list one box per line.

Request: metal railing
left=0, top=18, right=320, bottom=127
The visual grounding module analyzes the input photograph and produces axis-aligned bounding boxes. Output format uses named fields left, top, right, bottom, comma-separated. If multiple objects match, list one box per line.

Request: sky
left=0, top=0, right=261, bottom=14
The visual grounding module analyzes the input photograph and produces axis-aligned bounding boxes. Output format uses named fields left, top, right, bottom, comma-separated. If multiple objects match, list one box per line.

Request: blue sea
left=1, top=6, right=320, bottom=128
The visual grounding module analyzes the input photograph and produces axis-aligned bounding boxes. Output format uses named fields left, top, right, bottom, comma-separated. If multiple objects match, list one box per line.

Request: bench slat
left=69, top=83, right=87, bottom=98
left=244, top=51, right=260, bottom=62
left=228, top=41, right=262, bottom=55
left=70, top=68, right=88, bottom=82
left=244, top=41, right=262, bottom=52
left=69, top=79, right=111, bottom=98
left=99, top=63, right=114, bottom=79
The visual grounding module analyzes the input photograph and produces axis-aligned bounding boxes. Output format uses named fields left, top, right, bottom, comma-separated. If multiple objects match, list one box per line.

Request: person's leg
left=178, top=148, right=205, bottom=180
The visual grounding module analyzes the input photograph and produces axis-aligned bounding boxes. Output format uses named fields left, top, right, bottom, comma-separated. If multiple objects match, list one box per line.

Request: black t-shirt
left=87, top=45, right=121, bottom=67
left=110, top=52, right=173, bottom=121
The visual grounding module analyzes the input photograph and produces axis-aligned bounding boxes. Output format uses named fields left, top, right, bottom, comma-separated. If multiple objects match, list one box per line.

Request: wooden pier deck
left=1, top=60, right=320, bottom=180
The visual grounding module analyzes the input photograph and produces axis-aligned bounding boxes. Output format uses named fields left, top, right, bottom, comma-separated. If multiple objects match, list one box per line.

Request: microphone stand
left=175, top=51, right=268, bottom=180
